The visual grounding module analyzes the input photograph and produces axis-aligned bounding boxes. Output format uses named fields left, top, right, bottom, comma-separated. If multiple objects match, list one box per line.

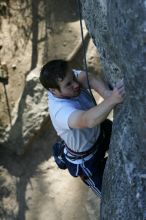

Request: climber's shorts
left=64, top=119, right=112, bottom=197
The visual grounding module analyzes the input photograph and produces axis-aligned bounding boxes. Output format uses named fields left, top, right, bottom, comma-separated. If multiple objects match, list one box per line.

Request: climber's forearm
left=77, top=71, right=112, bottom=99
left=89, top=75, right=112, bottom=99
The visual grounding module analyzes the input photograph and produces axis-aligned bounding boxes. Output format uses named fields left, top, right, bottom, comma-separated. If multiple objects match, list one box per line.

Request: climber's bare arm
left=68, top=81, right=125, bottom=129
left=76, top=71, right=112, bottom=99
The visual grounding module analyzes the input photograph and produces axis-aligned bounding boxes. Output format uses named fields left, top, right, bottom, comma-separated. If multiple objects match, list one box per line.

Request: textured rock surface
left=0, top=67, right=49, bottom=154
left=81, top=0, right=146, bottom=219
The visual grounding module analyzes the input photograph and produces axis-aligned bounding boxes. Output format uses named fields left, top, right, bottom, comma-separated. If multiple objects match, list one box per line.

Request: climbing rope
left=76, top=0, right=97, bottom=106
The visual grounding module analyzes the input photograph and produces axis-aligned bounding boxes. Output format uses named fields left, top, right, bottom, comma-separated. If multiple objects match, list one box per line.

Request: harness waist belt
left=65, top=128, right=103, bottom=159
left=64, top=147, right=95, bottom=164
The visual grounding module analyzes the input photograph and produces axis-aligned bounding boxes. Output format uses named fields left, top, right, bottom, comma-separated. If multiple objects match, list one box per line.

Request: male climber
left=39, top=59, right=125, bottom=197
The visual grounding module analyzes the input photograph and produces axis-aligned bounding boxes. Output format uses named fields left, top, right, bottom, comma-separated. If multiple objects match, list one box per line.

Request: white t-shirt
left=48, top=70, right=100, bottom=152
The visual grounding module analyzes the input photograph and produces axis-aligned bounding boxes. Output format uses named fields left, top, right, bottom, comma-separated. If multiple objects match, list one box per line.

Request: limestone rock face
left=81, top=0, right=146, bottom=219
left=0, top=68, right=49, bottom=154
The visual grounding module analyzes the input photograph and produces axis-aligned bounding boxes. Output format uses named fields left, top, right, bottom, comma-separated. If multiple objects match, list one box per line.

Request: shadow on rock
left=0, top=120, right=57, bottom=220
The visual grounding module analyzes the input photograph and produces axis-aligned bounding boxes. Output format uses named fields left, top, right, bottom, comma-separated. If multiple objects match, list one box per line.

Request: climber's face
left=50, top=70, right=81, bottom=98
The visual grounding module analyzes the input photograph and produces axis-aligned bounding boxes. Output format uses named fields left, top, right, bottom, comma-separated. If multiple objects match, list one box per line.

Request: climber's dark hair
left=39, top=59, right=69, bottom=90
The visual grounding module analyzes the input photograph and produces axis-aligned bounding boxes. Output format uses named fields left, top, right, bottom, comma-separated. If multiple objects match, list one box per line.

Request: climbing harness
left=76, top=0, right=97, bottom=106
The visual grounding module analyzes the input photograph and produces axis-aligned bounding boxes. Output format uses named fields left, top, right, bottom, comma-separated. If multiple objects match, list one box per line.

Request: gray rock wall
left=81, top=0, right=146, bottom=219
left=0, top=68, right=49, bottom=154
